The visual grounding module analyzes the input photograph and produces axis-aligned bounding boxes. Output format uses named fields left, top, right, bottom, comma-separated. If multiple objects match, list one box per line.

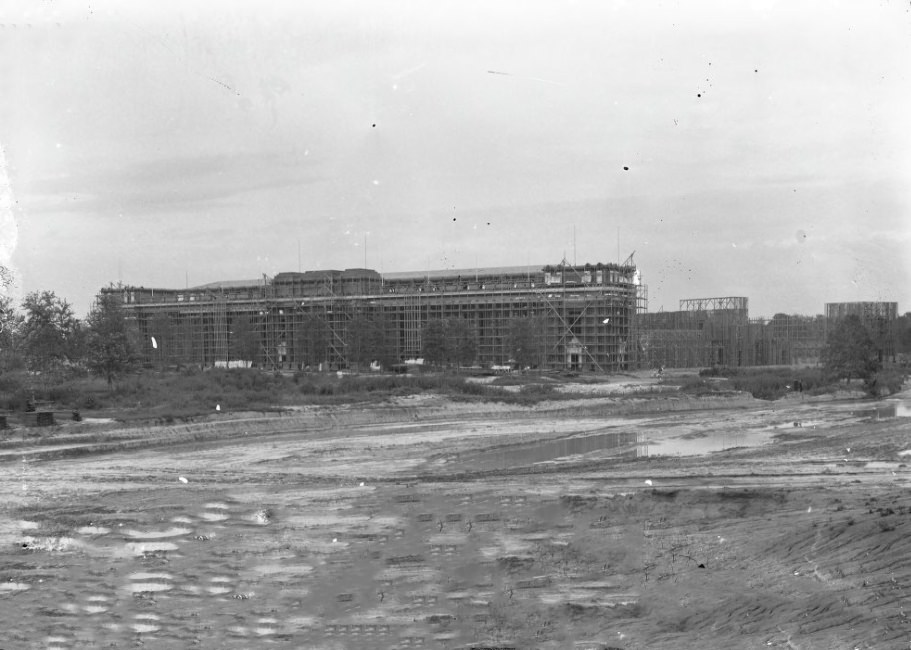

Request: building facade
left=107, top=261, right=643, bottom=372
left=104, top=267, right=900, bottom=372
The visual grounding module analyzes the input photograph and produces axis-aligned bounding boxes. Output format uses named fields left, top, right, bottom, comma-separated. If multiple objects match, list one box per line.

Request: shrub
left=677, top=377, right=726, bottom=395
left=698, top=366, right=741, bottom=378
left=81, top=394, right=101, bottom=410
left=700, top=367, right=831, bottom=400
left=519, top=382, right=556, bottom=396
left=863, top=368, right=908, bottom=397
left=728, top=374, right=789, bottom=400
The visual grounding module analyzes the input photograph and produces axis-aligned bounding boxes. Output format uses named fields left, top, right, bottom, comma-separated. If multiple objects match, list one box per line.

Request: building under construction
left=105, top=260, right=899, bottom=372
left=637, top=298, right=828, bottom=369
left=108, top=260, right=645, bottom=372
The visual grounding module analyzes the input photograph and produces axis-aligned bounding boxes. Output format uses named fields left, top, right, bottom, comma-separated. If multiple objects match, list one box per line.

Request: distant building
left=635, top=298, right=827, bottom=368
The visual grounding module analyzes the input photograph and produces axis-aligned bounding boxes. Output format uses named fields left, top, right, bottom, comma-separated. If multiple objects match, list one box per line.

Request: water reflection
left=851, top=400, right=911, bottom=420
left=467, top=427, right=774, bottom=470
left=476, top=431, right=640, bottom=469
left=647, top=429, right=773, bottom=457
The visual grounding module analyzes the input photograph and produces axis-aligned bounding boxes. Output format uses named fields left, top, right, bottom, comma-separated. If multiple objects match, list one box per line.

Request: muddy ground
left=2, top=375, right=911, bottom=649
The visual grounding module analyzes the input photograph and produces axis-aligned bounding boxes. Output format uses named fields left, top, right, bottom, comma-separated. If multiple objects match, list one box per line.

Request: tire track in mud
left=5, top=484, right=910, bottom=649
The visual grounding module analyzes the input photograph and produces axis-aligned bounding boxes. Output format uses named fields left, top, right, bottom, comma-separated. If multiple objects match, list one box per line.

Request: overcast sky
left=1, top=1, right=909, bottom=319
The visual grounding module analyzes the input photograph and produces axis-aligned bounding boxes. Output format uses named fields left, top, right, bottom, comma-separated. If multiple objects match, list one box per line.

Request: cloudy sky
left=1, top=0, right=909, bottom=318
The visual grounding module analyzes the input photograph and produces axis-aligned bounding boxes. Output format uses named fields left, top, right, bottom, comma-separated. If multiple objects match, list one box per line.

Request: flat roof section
left=382, top=265, right=545, bottom=282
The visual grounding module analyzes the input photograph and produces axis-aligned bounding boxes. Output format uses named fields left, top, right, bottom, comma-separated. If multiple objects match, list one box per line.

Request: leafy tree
left=822, top=314, right=881, bottom=383
left=294, top=313, right=329, bottom=368
left=421, top=319, right=447, bottom=366
left=0, top=294, right=24, bottom=371
left=230, top=314, right=260, bottom=366
left=421, top=318, right=478, bottom=368
left=85, top=292, right=140, bottom=385
left=507, top=316, right=544, bottom=369
left=20, top=290, right=80, bottom=378
left=446, top=318, right=478, bottom=367
left=347, top=310, right=395, bottom=369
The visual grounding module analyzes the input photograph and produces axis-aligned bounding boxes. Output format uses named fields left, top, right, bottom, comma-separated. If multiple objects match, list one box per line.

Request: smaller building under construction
left=637, top=298, right=829, bottom=369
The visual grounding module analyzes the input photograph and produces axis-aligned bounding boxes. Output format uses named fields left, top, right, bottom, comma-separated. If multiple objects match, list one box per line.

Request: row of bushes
left=0, top=367, right=569, bottom=417
left=864, top=368, right=909, bottom=397
left=3, top=363, right=905, bottom=419
left=696, top=366, right=908, bottom=400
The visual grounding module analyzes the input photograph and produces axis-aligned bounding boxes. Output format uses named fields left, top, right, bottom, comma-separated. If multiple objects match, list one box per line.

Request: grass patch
left=698, top=366, right=836, bottom=400
left=0, top=367, right=573, bottom=421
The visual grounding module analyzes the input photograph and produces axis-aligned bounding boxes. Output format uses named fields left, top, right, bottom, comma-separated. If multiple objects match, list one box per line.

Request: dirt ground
left=2, top=375, right=911, bottom=649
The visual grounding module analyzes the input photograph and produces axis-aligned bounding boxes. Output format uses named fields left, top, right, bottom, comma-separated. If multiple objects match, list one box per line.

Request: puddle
left=459, top=428, right=775, bottom=469
left=466, top=432, right=640, bottom=469
left=126, top=582, right=172, bottom=593
left=131, top=623, right=159, bottom=633
left=284, top=514, right=371, bottom=527
left=255, top=563, right=313, bottom=576
left=865, top=461, right=902, bottom=470
left=21, top=536, right=77, bottom=552
left=124, top=541, right=179, bottom=555
left=76, top=526, right=110, bottom=536
left=129, top=572, right=174, bottom=581
left=646, top=430, right=775, bottom=456
left=851, top=400, right=911, bottom=420
left=124, top=527, right=191, bottom=539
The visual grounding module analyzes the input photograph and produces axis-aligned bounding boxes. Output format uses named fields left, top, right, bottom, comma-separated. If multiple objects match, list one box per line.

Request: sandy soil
left=2, top=381, right=911, bottom=649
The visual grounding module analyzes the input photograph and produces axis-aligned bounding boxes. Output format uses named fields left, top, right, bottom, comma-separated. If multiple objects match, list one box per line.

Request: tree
left=420, top=318, right=478, bottom=368
left=294, top=313, right=329, bottom=369
left=445, top=318, right=478, bottom=368
left=230, top=314, right=260, bottom=367
left=347, top=310, right=395, bottom=369
left=507, top=316, right=543, bottom=369
left=20, top=290, right=80, bottom=378
left=421, top=319, right=447, bottom=366
left=822, top=314, right=881, bottom=383
left=0, top=294, right=24, bottom=371
left=85, top=292, right=140, bottom=385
